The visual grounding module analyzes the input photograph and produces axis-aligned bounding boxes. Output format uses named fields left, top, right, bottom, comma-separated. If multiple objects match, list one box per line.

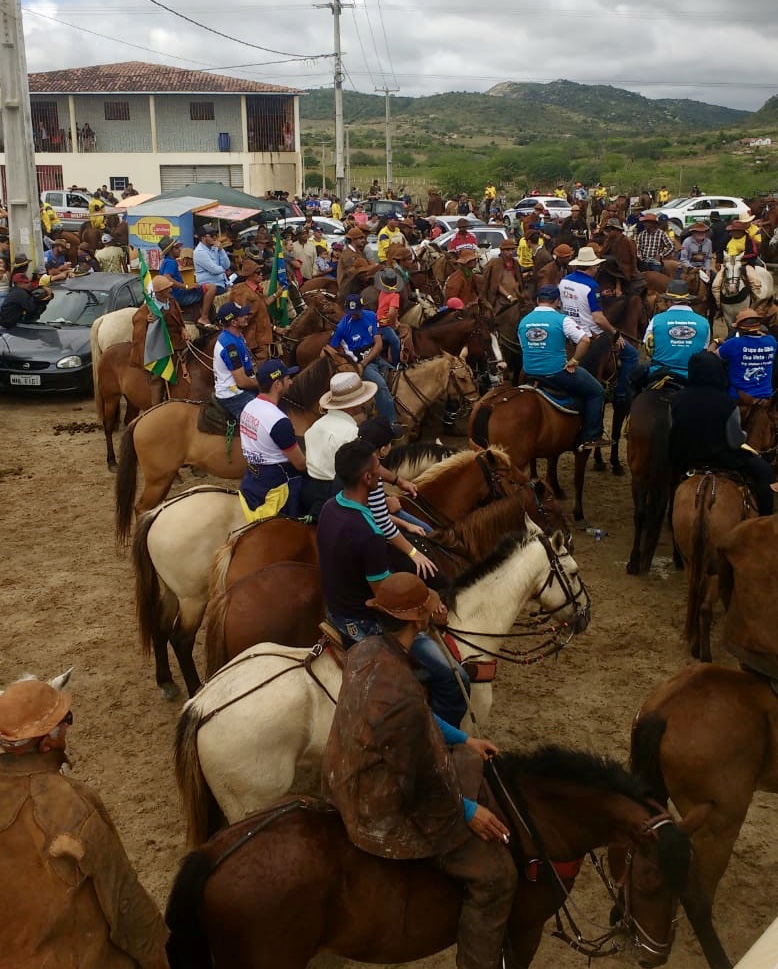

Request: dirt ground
left=1, top=394, right=775, bottom=969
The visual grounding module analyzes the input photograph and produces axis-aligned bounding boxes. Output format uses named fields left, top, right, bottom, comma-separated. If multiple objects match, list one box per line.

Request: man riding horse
left=130, top=275, right=188, bottom=405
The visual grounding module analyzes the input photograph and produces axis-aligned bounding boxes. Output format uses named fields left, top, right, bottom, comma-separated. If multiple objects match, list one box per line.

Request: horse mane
left=281, top=357, right=332, bottom=411
left=413, top=445, right=510, bottom=487
left=431, top=491, right=531, bottom=561
left=191, top=329, right=218, bottom=351
left=448, top=526, right=534, bottom=598
left=383, top=441, right=457, bottom=474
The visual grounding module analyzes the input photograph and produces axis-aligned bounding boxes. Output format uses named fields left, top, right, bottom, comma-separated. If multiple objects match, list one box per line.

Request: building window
left=104, top=101, right=130, bottom=121
left=110, top=176, right=129, bottom=191
left=190, top=101, right=215, bottom=121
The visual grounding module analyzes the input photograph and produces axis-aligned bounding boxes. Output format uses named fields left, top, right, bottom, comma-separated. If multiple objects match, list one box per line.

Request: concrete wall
left=73, top=94, right=152, bottom=152
left=154, top=94, right=244, bottom=153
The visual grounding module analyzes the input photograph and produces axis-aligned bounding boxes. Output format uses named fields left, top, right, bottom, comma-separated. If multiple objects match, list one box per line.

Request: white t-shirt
left=239, top=396, right=295, bottom=466
left=304, top=410, right=358, bottom=481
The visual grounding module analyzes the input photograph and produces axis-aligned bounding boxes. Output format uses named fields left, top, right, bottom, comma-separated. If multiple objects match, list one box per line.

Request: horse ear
left=676, top=803, right=712, bottom=836
left=49, top=667, right=74, bottom=691
left=460, top=346, right=469, bottom=361
left=550, top=529, right=566, bottom=553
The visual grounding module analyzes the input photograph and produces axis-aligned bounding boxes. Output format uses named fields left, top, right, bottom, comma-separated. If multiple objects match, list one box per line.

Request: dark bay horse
left=97, top=333, right=218, bottom=470
left=632, top=664, right=778, bottom=969
left=166, top=745, right=700, bottom=969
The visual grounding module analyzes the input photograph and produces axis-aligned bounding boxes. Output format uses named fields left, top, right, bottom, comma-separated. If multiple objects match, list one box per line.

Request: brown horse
left=115, top=353, right=356, bottom=539
left=97, top=334, right=218, bottom=470
left=632, top=663, right=778, bottom=969
left=204, top=484, right=571, bottom=674
left=299, top=276, right=338, bottom=298
left=671, top=471, right=757, bottom=662
left=165, top=745, right=700, bottom=969
left=738, top=390, right=778, bottom=460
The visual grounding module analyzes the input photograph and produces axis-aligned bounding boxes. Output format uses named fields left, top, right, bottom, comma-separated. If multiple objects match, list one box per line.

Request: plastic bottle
left=586, top=527, right=609, bottom=541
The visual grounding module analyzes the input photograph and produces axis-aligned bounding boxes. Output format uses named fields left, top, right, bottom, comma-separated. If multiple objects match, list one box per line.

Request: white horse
left=712, top=254, right=774, bottom=327
left=174, top=519, right=590, bottom=847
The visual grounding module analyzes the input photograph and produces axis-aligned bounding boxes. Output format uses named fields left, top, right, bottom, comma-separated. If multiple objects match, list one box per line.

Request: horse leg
left=609, top=398, right=629, bottom=476
left=101, top=390, right=122, bottom=471
left=592, top=446, right=607, bottom=472
left=545, top=455, right=565, bottom=501
left=170, top=599, right=206, bottom=698
left=152, top=589, right=179, bottom=700
left=626, top=481, right=645, bottom=575
left=572, top=450, right=590, bottom=523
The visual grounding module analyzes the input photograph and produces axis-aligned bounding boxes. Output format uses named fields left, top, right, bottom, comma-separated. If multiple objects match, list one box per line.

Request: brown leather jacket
left=481, top=255, right=522, bottom=309
left=337, top=246, right=374, bottom=303
left=0, top=751, right=168, bottom=969
left=599, top=233, right=638, bottom=280
left=444, top=268, right=481, bottom=309
left=130, top=299, right=187, bottom=369
left=231, top=279, right=272, bottom=349
left=322, top=633, right=471, bottom=861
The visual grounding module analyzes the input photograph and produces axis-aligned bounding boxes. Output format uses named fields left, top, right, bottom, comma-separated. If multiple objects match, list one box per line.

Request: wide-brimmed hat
left=688, top=222, right=709, bottom=233
left=456, top=247, right=479, bottom=264
left=157, top=235, right=181, bottom=255
left=77, top=241, right=93, bottom=252
left=0, top=680, right=71, bottom=744
left=734, top=308, right=763, bottom=330
left=386, top=244, right=412, bottom=261
left=151, top=275, right=174, bottom=293
left=568, top=246, right=605, bottom=267
left=604, top=218, right=623, bottom=231
left=727, top=220, right=748, bottom=232
left=553, top=243, right=575, bottom=259
left=741, top=214, right=755, bottom=224
left=375, top=267, right=405, bottom=292
left=345, top=227, right=366, bottom=241
left=239, top=258, right=262, bottom=277
left=664, top=280, right=692, bottom=301
left=319, top=371, right=377, bottom=410
left=366, top=572, right=441, bottom=621
left=498, top=238, right=517, bottom=252
left=456, top=218, right=471, bottom=229
left=639, top=213, right=659, bottom=223
left=12, top=253, right=30, bottom=269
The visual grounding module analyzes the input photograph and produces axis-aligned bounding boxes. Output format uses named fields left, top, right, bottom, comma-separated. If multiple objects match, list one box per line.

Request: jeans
left=615, top=341, right=639, bottom=401
left=217, top=390, right=256, bottom=420
left=379, top=326, right=402, bottom=366
left=394, top=509, right=433, bottom=534
left=328, top=615, right=470, bottom=726
left=362, top=358, right=398, bottom=425
left=527, top=367, right=604, bottom=442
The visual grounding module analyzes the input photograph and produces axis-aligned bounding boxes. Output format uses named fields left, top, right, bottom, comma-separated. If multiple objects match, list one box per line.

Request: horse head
left=738, top=390, right=778, bottom=459
left=530, top=524, right=590, bottom=635
left=445, top=353, right=479, bottom=412
left=722, top=255, right=745, bottom=297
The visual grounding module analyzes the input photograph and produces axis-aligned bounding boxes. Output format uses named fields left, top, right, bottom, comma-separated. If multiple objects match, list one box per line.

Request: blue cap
left=536, top=285, right=560, bottom=302
left=345, top=294, right=362, bottom=313
left=216, top=301, right=251, bottom=325
left=257, top=358, right=299, bottom=387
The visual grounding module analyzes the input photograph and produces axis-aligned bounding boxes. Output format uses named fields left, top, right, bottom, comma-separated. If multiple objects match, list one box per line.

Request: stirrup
left=318, top=621, right=345, bottom=648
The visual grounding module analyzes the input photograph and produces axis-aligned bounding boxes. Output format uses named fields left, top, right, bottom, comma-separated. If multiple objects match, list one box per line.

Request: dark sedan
left=0, top=273, right=143, bottom=394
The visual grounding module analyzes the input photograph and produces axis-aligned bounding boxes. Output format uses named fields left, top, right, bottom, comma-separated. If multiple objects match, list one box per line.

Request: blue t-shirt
left=328, top=311, right=380, bottom=361
left=519, top=307, right=568, bottom=375
left=719, top=332, right=777, bottom=399
left=648, top=308, right=709, bottom=378
left=159, top=256, right=189, bottom=300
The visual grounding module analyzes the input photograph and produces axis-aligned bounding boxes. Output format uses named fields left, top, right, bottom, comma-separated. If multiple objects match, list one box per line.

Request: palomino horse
left=671, top=471, right=757, bottom=663
left=129, top=448, right=510, bottom=697
left=89, top=306, right=138, bottom=389
left=713, top=254, right=774, bottom=328
left=632, top=663, right=778, bottom=969
left=97, top=334, right=218, bottom=470
left=166, top=746, right=699, bottom=969
left=203, top=486, right=572, bottom=676
left=174, top=522, right=589, bottom=843
left=115, top=352, right=357, bottom=539
left=393, top=352, right=477, bottom=438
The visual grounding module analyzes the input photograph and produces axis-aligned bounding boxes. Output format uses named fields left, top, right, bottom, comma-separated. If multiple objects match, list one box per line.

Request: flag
left=138, top=249, right=177, bottom=384
left=267, top=226, right=290, bottom=329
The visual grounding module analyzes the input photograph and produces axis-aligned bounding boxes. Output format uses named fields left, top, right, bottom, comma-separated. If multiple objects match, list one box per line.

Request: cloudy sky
left=20, top=0, right=778, bottom=112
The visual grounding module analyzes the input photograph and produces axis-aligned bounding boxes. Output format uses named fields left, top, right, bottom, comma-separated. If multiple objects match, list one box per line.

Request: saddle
left=198, top=395, right=237, bottom=436
left=518, top=383, right=580, bottom=415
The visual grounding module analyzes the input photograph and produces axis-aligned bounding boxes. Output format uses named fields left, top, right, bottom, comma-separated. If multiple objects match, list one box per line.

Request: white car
left=643, top=196, right=750, bottom=232
left=435, top=226, right=512, bottom=266
left=431, top=214, right=487, bottom=233
left=503, top=196, right=572, bottom=225
left=239, top=215, right=345, bottom=249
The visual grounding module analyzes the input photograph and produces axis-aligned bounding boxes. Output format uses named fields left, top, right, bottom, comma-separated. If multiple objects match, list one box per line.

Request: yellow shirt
left=88, top=197, right=105, bottom=229
left=377, top=226, right=404, bottom=262
left=517, top=237, right=543, bottom=269
left=40, top=204, right=61, bottom=235
left=554, top=188, right=567, bottom=199
left=657, top=190, right=670, bottom=204
left=725, top=235, right=747, bottom=257
left=331, top=202, right=343, bottom=220
left=594, top=187, right=608, bottom=199
left=484, top=184, right=496, bottom=200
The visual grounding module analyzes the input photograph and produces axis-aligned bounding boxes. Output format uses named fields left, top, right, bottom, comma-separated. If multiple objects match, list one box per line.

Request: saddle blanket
left=517, top=384, right=580, bottom=415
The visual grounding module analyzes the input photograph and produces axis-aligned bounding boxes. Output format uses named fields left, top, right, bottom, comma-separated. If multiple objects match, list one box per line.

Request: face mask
left=154, top=297, right=170, bottom=311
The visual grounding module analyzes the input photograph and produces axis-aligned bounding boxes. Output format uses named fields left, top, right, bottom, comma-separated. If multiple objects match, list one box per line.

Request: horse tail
left=204, top=588, right=230, bottom=677
left=684, top=475, right=711, bottom=646
left=90, top=314, right=105, bottom=416
left=165, top=849, right=214, bottom=969
left=208, top=537, right=236, bottom=600
left=131, top=509, right=163, bottom=656
left=470, top=397, right=493, bottom=449
left=115, top=420, right=139, bottom=545
left=630, top=712, right=669, bottom=804
left=174, top=702, right=224, bottom=849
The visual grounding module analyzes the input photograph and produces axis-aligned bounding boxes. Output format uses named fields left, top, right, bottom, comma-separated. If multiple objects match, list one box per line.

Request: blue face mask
left=154, top=297, right=169, bottom=311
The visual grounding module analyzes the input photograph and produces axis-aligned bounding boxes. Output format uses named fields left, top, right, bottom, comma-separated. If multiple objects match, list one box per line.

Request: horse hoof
left=593, top=461, right=607, bottom=473
left=611, top=463, right=626, bottom=477
left=626, top=560, right=639, bottom=575
left=107, top=463, right=118, bottom=474
left=159, top=681, right=181, bottom=701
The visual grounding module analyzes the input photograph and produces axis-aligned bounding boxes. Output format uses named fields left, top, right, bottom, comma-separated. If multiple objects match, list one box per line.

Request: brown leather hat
left=734, top=308, right=763, bottom=330
left=366, top=573, right=441, bottom=620
left=0, top=680, right=71, bottom=744
left=639, top=212, right=658, bottom=223
left=553, top=243, right=575, bottom=259
left=498, top=238, right=517, bottom=251
left=689, top=222, right=709, bottom=233
left=386, top=243, right=412, bottom=261
left=239, top=258, right=262, bottom=276
left=345, top=227, right=367, bottom=240
left=727, top=221, right=748, bottom=232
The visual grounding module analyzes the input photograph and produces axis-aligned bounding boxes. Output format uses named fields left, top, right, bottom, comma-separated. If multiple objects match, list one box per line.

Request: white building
left=0, top=61, right=303, bottom=200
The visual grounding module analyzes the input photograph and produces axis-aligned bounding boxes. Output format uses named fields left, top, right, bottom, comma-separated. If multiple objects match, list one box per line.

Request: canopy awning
left=195, top=203, right=261, bottom=221
left=116, top=193, right=156, bottom=209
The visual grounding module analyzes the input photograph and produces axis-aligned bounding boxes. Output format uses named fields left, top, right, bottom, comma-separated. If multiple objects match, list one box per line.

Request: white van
left=40, top=189, right=94, bottom=231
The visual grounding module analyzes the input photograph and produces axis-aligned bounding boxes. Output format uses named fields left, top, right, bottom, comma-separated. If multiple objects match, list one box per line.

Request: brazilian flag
left=267, top=226, right=290, bottom=329
left=139, top=249, right=176, bottom=384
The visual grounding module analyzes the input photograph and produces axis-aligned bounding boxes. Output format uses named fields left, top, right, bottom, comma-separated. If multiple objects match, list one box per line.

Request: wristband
left=408, top=546, right=418, bottom=559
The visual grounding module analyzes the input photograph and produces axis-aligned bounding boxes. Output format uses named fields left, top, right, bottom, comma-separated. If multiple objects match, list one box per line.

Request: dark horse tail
left=630, top=713, right=669, bottom=805
left=165, top=850, right=214, bottom=969
left=115, top=420, right=139, bottom=545
left=684, top=475, right=710, bottom=646
left=470, top=397, right=494, bottom=449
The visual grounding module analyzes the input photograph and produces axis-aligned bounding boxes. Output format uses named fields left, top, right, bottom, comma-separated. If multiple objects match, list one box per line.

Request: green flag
left=267, top=227, right=290, bottom=329
left=139, top=249, right=176, bottom=384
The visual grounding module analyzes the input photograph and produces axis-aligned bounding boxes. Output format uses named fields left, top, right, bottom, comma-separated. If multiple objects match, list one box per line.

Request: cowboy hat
left=365, top=572, right=441, bottom=621
left=386, top=244, right=413, bottom=261
left=151, top=275, right=174, bottom=293
left=157, top=235, right=181, bottom=255
left=345, top=227, right=367, bottom=241
left=733, top=308, right=763, bottom=330
left=604, top=218, right=624, bottom=231
left=374, top=267, right=405, bottom=292
left=12, top=253, right=30, bottom=269
left=498, top=238, right=518, bottom=252
left=664, top=280, right=692, bottom=301
left=319, top=371, right=377, bottom=411
left=553, top=243, right=575, bottom=259
left=726, top=220, right=748, bottom=232
left=239, top=258, right=262, bottom=277
left=639, top=212, right=659, bottom=223
left=456, top=247, right=479, bottom=264
left=568, top=246, right=605, bottom=267
left=0, top=680, right=71, bottom=744
left=688, top=222, right=709, bottom=233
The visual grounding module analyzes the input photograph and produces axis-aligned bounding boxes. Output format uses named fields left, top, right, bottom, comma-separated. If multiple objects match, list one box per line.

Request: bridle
left=392, top=356, right=478, bottom=436
left=739, top=397, right=778, bottom=463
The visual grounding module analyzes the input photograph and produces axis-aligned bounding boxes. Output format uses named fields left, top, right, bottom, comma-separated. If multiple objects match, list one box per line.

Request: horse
left=393, top=352, right=478, bottom=438
left=131, top=445, right=492, bottom=699
left=713, top=254, right=774, bottom=328
left=174, top=522, right=589, bottom=843
left=631, top=663, right=778, bottom=969
left=738, top=390, right=778, bottom=462
left=166, top=745, right=701, bottom=969
left=670, top=471, right=758, bottom=662
left=115, top=353, right=356, bottom=539
left=89, top=306, right=138, bottom=390
left=276, top=296, right=342, bottom=366
left=203, top=486, right=572, bottom=676
left=97, top=334, right=218, bottom=470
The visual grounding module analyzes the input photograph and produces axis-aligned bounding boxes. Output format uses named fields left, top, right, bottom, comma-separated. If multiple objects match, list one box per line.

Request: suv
left=643, top=195, right=751, bottom=232
left=503, top=196, right=572, bottom=225
left=40, top=189, right=94, bottom=231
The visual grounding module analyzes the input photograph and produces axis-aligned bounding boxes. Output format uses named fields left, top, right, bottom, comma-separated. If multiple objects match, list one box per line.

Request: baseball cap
left=345, top=294, right=363, bottom=313
left=257, top=358, right=300, bottom=387
left=216, top=301, right=251, bottom=325
left=537, top=285, right=560, bottom=302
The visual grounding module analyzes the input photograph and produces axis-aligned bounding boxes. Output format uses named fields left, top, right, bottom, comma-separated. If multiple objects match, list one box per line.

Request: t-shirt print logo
left=668, top=324, right=697, bottom=341
left=526, top=327, right=549, bottom=343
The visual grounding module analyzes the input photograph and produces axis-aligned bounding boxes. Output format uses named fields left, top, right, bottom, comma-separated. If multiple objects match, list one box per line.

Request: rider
left=130, top=275, right=188, bottom=405
left=374, top=268, right=404, bottom=367
left=445, top=247, right=483, bottom=311
left=157, top=235, right=218, bottom=326
left=678, top=223, right=713, bottom=276
left=316, top=438, right=468, bottom=726
left=482, top=238, right=524, bottom=313
left=669, top=351, right=777, bottom=516
left=376, top=214, right=405, bottom=264
left=322, top=570, right=517, bottom=969
left=635, top=213, right=674, bottom=272
left=643, top=280, right=710, bottom=381
left=714, top=308, right=777, bottom=399
left=212, top=301, right=260, bottom=419
left=238, top=358, right=306, bottom=521
left=0, top=678, right=168, bottom=969
left=0, top=273, right=47, bottom=327
left=519, top=285, right=609, bottom=450
left=327, top=294, right=400, bottom=431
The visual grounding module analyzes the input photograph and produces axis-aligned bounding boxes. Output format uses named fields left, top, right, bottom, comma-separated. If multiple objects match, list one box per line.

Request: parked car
left=239, top=216, right=346, bottom=251
left=504, top=196, right=572, bottom=225
left=40, top=189, right=94, bottom=231
left=642, top=195, right=750, bottom=232
left=0, top=273, right=143, bottom=394
left=343, top=198, right=408, bottom=219
left=432, top=215, right=487, bottom=233
left=435, top=226, right=511, bottom=264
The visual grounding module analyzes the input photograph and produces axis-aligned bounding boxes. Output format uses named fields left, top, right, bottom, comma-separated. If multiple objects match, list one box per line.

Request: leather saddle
left=198, top=395, right=237, bottom=436
left=518, top=383, right=580, bottom=415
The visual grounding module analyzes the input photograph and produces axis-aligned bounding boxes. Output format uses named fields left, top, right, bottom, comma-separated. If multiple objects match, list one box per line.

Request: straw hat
left=319, top=371, right=377, bottom=411
left=568, top=246, right=605, bottom=267
left=366, top=573, right=441, bottom=620
left=179, top=247, right=194, bottom=260
left=0, top=680, right=71, bottom=744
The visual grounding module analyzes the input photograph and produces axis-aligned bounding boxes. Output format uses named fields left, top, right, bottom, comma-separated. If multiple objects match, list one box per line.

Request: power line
left=349, top=8, right=377, bottom=88
left=374, top=0, right=397, bottom=88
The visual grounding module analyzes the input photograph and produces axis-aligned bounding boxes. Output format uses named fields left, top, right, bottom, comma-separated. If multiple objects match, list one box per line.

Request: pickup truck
left=40, top=189, right=94, bottom=231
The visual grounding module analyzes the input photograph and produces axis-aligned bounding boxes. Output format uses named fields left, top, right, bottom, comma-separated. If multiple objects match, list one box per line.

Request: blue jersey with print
left=328, top=311, right=380, bottom=360
left=519, top=307, right=568, bottom=375
left=719, top=332, right=777, bottom=398
left=649, top=308, right=709, bottom=378
left=560, top=271, right=602, bottom=334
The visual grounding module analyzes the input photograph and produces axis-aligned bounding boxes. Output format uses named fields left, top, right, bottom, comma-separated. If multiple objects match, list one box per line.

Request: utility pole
left=345, top=125, right=351, bottom=197
left=376, top=87, right=399, bottom=194
left=316, top=0, right=352, bottom=202
left=320, top=141, right=327, bottom=193
left=0, top=0, right=44, bottom=269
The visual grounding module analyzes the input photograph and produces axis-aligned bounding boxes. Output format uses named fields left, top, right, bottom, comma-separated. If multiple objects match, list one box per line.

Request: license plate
left=10, top=374, right=41, bottom=386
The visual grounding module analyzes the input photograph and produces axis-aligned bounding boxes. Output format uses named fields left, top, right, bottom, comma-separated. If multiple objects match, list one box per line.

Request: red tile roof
left=28, top=61, right=301, bottom=95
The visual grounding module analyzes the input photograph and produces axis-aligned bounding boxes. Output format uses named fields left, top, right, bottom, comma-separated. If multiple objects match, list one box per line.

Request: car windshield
left=662, top=198, right=689, bottom=209
left=38, top=288, right=110, bottom=327
left=547, top=200, right=568, bottom=208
